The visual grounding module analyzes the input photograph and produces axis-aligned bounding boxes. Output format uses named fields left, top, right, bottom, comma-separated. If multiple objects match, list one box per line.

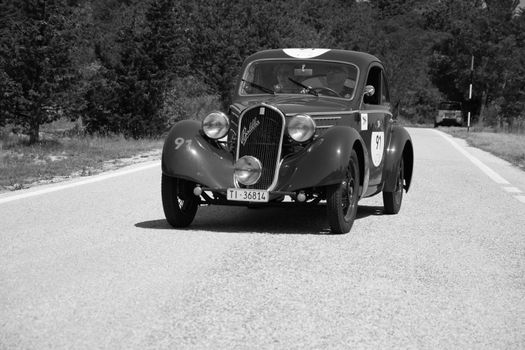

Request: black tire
left=326, top=150, right=360, bottom=234
left=161, top=174, right=199, bottom=227
left=383, top=157, right=404, bottom=214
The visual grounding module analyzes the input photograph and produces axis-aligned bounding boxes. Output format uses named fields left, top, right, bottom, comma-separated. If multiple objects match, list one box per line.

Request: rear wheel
left=383, top=157, right=404, bottom=214
left=161, top=174, right=199, bottom=227
left=326, top=150, right=360, bottom=234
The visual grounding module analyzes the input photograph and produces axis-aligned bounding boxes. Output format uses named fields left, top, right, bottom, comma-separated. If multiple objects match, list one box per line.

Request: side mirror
left=364, top=85, right=375, bottom=96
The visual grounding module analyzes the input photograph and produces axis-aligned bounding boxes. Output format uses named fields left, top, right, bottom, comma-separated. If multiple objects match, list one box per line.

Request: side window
left=381, top=71, right=390, bottom=105
left=363, top=66, right=381, bottom=105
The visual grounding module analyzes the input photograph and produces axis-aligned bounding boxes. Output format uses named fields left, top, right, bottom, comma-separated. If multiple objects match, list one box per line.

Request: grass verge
left=1, top=132, right=163, bottom=192
left=441, top=127, right=525, bottom=171
left=3, top=122, right=523, bottom=193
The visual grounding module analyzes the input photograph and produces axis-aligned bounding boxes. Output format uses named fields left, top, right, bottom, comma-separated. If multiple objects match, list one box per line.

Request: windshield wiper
left=288, top=77, right=318, bottom=96
left=241, top=79, right=275, bottom=95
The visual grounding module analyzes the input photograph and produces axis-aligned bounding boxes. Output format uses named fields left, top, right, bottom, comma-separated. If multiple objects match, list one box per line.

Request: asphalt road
left=1, top=128, right=525, bottom=349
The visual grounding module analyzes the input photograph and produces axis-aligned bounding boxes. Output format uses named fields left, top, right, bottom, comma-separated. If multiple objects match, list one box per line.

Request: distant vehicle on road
left=435, top=101, right=463, bottom=127
left=161, top=49, right=414, bottom=234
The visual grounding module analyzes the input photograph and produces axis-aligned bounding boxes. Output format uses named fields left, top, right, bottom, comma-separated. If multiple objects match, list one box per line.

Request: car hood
left=231, top=95, right=355, bottom=116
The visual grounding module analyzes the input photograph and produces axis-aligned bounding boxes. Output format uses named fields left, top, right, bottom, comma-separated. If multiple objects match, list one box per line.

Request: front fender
left=383, top=125, right=414, bottom=192
left=277, top=126, right=369, bottom=194
left=161, top=120, right=234, bottom=188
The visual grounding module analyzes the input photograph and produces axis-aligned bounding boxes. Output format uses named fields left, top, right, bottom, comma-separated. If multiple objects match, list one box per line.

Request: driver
left=326, top=66, right=355, bottom=98
left=273, top=64, right=297, bottom=93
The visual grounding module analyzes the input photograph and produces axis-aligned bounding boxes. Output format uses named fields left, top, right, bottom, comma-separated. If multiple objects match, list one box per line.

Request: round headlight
left=202, top=111, right=230, bottom=139
left=287, top=114, right=316, bottom=142
left=234, top=156, right=262, bottom=186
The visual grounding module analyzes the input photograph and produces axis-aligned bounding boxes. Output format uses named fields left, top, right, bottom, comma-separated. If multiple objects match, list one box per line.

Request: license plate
left=227, top=188, right=269, bottom=202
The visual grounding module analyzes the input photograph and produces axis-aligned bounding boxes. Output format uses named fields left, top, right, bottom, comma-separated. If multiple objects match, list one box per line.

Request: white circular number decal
left=283, top=48, right=330, bottom=58
left=371, top=132, right=384, bottom=167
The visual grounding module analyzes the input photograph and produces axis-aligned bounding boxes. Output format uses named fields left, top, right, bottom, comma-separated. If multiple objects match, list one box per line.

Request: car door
left=360, top=64, right=391, bottom=188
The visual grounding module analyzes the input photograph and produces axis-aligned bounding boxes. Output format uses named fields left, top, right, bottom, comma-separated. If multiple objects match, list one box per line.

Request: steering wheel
left=312, top=86, right=341, bottom=97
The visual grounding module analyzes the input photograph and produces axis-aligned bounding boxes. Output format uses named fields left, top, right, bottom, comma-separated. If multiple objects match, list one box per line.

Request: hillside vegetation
left=1, top=1, right=524, bottom=191
left=1, top=0, right=524, bottom=142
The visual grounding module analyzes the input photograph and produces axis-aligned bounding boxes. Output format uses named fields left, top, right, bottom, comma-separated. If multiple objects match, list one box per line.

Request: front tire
left=326, top=150, right=360, bottom=234
left=383, top=157, right=404, bottom=214
left=161, top=174, right=199, bottom=227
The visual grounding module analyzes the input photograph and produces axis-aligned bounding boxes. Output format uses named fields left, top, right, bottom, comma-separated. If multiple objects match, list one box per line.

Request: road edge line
left=0, top=161, right=160, bottom=205
left=434, top=130, right=510, bottom=185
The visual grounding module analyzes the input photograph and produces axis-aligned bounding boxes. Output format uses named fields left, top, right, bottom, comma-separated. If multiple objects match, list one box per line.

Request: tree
left=371, top=1, right=444, bottom=120
left=81, top=0, right=184, bottom=138
left=427, top=0, right=525, bottom=127
left=181, top=0, right=281, bottom=109
left=3, top=0, right=523, bottom=136
left=0, top=0, right=76, bottom=143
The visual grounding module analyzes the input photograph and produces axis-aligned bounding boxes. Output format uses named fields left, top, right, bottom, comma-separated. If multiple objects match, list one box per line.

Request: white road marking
left=0, top=161, right=160, bottom=205
left=435, top=130, right=525, bottom=205
left=435, top=130, right=510, bottom=185
left=503, top=186, right=522, bottom=193
left=516, top=196, right=525, bottom=204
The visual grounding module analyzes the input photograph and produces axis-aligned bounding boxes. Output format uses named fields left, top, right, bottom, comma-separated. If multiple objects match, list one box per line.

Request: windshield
left=438, top=102, right=462, bottom=110
left=239, top=59, right=358, bottom=99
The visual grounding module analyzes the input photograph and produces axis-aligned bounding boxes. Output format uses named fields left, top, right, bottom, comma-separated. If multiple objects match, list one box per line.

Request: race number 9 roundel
left=371, top=131, right=384, bottom=167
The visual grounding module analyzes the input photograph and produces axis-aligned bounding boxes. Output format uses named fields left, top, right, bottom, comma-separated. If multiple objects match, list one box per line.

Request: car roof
left=243, top=49, right=382, bottom=69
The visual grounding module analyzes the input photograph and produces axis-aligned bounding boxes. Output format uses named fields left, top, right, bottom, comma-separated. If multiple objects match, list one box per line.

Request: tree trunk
left=28, top=115, right=41, bottom=144
left=478, top=90, right=488, bottom=127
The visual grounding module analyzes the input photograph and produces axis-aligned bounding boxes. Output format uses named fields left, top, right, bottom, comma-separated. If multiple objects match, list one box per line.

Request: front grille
left=237, top=105, right=285, bottom=190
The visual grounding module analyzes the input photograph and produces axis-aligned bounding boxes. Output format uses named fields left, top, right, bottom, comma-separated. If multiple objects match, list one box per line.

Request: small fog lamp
left=234, top=156, right=262, bottom=186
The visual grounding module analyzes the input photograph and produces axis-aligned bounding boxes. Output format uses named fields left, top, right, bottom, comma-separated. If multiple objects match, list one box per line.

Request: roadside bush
left=163, top=76, right=221, bottom=126
left=80, top=61, right=167, bottom=139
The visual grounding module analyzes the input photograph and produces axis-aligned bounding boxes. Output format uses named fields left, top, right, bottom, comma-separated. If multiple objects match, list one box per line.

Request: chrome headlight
left=234, top=156, right=262, bottom=186
left=287, top=114, right=316, bottom=142
left=202, top=111, right=230, bottom=139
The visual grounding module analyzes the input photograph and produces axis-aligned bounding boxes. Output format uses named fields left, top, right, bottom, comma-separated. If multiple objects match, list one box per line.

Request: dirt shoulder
left=1, top=148, right=161, bottom=194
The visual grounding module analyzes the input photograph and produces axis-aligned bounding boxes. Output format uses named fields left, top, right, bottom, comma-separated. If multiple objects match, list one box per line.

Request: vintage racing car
left=161, top=49, right=414, bottom=234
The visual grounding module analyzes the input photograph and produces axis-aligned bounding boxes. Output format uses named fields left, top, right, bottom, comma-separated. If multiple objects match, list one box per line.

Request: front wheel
left=383, top=157, right=404, bottom=214
left=161, top=174, right=199, bottom=227
left=326, top=150, right=360, bottom=234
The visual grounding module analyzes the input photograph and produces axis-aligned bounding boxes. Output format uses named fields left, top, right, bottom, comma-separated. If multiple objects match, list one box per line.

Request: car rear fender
left=383, top=125, right=413, bottom=192
left=161, top=120, right=235, bottom=188
left=278, top=126, right=370, bottom=196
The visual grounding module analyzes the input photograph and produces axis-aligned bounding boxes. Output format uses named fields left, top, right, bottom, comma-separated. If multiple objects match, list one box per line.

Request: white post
left=468, top=55, right=474, bottom=131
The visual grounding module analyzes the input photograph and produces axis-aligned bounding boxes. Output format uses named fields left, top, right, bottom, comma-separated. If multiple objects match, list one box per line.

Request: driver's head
left=274, top=64, right=295, bottom=92
left=327, top=66, right=347, bottom=87
left=275, top=64, right=292, bottom=84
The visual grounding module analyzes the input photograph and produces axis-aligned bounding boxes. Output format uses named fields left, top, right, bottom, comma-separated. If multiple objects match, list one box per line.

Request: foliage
left=163, top=76, right=220, bottom=126
left=80, top=0, right=168, bottom=138
left=180, top=0, right=281, bottom=109
left=427, top=0, right=525, bottom=129
left=1, top=0, right=524, bottom=137
left=0, top=0, right=77, bottom=143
